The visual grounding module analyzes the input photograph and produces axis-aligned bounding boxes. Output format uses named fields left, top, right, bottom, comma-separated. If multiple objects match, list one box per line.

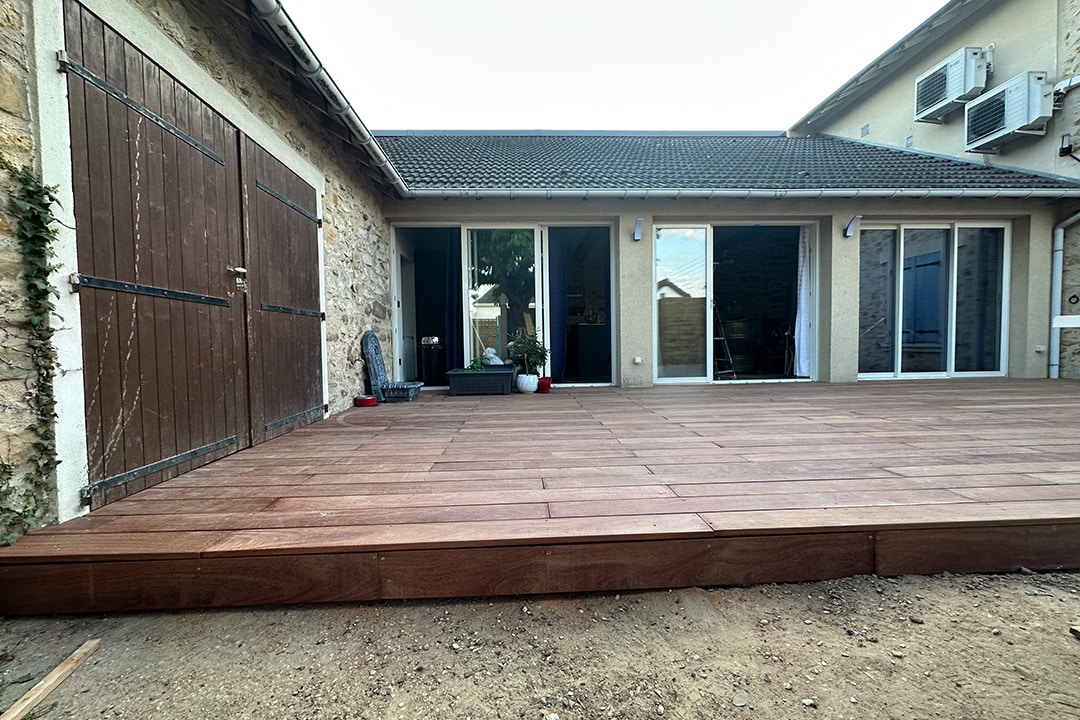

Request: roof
left=374, top=132, right=1080, bottom=199
left=221, top=0, right=408, bottom=196
left=790, top=0, right=994, bottom=134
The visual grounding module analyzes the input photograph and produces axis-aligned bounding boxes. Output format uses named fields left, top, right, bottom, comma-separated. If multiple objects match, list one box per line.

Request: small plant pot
left=516, top=373, right=540, bottom=393
left=538, top=376, right=552, bottom=393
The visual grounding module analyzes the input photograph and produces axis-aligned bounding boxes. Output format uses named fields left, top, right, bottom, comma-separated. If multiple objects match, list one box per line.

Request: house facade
left=791, top=0, right=1080, bottom=378
left=2, top=0, right=1080, bottom=539
left=376, top=132, right=1079, bottom=390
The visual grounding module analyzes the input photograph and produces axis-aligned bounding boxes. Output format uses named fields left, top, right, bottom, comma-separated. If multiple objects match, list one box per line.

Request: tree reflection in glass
left=467, top=229, right=536, bottom=360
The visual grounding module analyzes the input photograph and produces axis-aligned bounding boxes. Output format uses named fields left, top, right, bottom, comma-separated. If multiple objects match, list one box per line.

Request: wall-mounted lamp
left=1061, top=134, right=1080, bottom=163
left=633, top=217, right=644, bottom=241
left=843, top=214, right=863, bottom=238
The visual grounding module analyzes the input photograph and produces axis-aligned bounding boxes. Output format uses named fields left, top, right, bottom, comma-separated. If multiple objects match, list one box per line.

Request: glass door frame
left=858, top=221, right=1011, bottom=380
left=653, top=222, right=818, bottom=384
left=653, top=225, right=713, bottom=384
left=461, top=224, right=545, bottom=371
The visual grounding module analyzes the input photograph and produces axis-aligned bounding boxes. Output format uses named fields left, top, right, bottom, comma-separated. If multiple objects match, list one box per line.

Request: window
left=858, top=224, right=1008, bottom=377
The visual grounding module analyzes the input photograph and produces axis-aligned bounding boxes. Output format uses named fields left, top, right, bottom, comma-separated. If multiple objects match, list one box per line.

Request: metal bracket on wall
left=57, top=51, right=226, bottom=166
left=80, top=437, right=237, bottom=504
left=74, top=274, right=231, bottom=307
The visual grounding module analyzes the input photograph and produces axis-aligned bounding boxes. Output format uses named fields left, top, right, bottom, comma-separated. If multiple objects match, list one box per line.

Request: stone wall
left=0, top=0, right=56, bottom=541
left=129, top=0, right=393, bottom=410
left=1060, top=0, right=1080, bottom=378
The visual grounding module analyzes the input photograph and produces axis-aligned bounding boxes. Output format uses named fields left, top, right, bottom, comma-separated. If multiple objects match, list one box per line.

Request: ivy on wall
left=1, top=158, right=60, bottom=544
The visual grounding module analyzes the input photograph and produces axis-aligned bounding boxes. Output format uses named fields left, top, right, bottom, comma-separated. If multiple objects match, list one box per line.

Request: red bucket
left=538, top=377, right=552, bottom=393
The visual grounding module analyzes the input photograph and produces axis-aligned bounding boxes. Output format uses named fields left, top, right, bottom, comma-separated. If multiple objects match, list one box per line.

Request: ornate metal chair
left=361, top=331, right=423, bottom=402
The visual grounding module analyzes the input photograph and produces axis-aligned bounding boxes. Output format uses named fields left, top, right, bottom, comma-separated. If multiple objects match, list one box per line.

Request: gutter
left=403, top=187, right=1080, bottom=200
left=1050, top=209, right=1080, bottom=378
left=248, top=0, right=410, bottom=197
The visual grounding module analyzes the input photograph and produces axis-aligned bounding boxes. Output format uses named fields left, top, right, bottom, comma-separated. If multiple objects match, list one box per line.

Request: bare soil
left=2, top=571, right=1079, bottom=719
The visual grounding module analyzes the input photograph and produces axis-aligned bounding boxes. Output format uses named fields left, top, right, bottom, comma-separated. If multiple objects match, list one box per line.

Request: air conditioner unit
left=964, top=71, right=1053, bottom=153
left=914, top=47, right=988, bottom=123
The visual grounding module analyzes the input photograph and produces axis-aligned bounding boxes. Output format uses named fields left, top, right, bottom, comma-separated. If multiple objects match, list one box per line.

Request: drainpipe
left=248, top=0, right=410, bottom=197
left=1050, top=209, right=1080, bottom=378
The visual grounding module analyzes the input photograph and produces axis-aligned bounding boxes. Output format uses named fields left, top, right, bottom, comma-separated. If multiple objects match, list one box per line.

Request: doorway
left=713, top=226, right=802, bottom=380
left=397, top=227, right=463, bottom=386
left=548, top=227, right=612, bottom=384
left=66, top=3, right=324, bottom=505
left=654, top=224, right=812, bottom=383
left=399, top=225, right=613, bottom=385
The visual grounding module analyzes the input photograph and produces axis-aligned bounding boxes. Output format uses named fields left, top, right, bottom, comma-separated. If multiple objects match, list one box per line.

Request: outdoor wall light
left=843, top=215, right=863, bottom=238
left=1061, top=134, right=1080, bottom=163
left=633, top=217, right=644, bottom=241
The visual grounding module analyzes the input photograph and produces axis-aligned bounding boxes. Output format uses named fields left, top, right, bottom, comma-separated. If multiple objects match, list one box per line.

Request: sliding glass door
left=655, top=227, right=710, bottom=380
left=858, top=224, right=1008, bottom=378
left=465, top=227, right=539, bottom=364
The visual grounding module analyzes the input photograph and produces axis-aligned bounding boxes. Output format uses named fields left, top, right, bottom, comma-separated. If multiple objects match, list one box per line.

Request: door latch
left=229, top=266, right=248, bottom=293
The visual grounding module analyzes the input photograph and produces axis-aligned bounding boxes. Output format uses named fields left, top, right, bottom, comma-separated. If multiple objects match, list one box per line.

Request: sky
left=284, top=0, right=949, bottom=133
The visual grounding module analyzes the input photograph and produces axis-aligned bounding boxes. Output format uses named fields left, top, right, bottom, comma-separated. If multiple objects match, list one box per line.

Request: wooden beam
left=0, top=639, right=100, bottom=720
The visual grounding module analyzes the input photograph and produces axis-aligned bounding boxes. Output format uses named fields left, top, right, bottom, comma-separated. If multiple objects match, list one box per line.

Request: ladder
left=713, top=301, right=737, bottom=380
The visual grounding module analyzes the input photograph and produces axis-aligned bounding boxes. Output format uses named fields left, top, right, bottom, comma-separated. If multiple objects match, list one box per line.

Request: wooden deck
left=3, top=379, right=1080, bottom=615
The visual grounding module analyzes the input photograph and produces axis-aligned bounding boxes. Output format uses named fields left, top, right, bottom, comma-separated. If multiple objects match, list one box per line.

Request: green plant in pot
left=508, top=328, right=548, bottom=393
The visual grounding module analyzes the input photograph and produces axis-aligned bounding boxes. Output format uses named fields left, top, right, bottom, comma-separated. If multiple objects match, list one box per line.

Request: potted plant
left=508, top=328, right=548, bottom=393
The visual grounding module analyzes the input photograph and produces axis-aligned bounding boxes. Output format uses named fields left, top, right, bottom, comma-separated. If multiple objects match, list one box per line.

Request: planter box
left=447, top=366, right=514, bottom=395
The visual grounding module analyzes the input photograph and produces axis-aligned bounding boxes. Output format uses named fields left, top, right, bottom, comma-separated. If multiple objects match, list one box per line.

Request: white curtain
left=794, top=228, right=812, bottom=377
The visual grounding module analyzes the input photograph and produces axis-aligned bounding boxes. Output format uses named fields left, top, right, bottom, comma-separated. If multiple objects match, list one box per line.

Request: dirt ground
left=1, top=571, right=1078, bottom=720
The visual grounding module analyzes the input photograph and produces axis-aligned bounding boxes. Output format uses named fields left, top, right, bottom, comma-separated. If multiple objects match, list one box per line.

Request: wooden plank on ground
left=0, top=639, right=100, bottom=720
left=65, top=504, right=553, bottom=533
left=700, top=500, right=1080, bottom=535
left=0, top=531, right=229, bottom=563
left=549, top=488, right=972, bottom=518
left=271, top=484, right=677, bottom=512
left=88, top=498, right=275, bottom=515
left=204, top=514, right=714, bottom=556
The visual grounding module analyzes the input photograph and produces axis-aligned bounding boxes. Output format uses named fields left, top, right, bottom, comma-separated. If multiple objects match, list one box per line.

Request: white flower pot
left=516, top=373, right=539, bottom=393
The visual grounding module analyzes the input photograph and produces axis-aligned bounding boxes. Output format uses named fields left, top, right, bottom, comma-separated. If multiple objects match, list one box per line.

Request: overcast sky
left=284, top=0, right=948, bottom=132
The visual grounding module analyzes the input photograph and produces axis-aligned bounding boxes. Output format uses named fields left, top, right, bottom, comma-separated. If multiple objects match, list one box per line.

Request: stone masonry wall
left=129, top=0, right=393, bottom=409
left=1060, top=0, right=1080, bottom=378
left=0, top=0, right=57, bottom=540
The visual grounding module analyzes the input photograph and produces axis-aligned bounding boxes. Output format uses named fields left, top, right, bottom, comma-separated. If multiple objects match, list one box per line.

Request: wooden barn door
left=64, top=1, right=323, bottom=507
left=241, top=138, right=324, bottom=444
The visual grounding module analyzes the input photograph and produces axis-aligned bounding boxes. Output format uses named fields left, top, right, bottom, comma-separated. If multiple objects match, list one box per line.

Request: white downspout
left=248, top=0, right=410, bottom=197
left=1050, top=209, right=1080, bottom=378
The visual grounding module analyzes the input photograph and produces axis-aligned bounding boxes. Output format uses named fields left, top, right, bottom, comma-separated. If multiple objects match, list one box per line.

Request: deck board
left=3, top=379, right=1080, bottom=614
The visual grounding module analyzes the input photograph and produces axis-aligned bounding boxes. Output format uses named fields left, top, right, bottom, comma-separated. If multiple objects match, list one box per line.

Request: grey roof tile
left=374, top=132, right=1080, bottom=192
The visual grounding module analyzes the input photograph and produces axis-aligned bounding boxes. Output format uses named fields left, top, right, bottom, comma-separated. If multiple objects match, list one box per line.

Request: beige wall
left=811, top=0, right=1078, bottom=181
left=382, top=195, right=1057, bottom=386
